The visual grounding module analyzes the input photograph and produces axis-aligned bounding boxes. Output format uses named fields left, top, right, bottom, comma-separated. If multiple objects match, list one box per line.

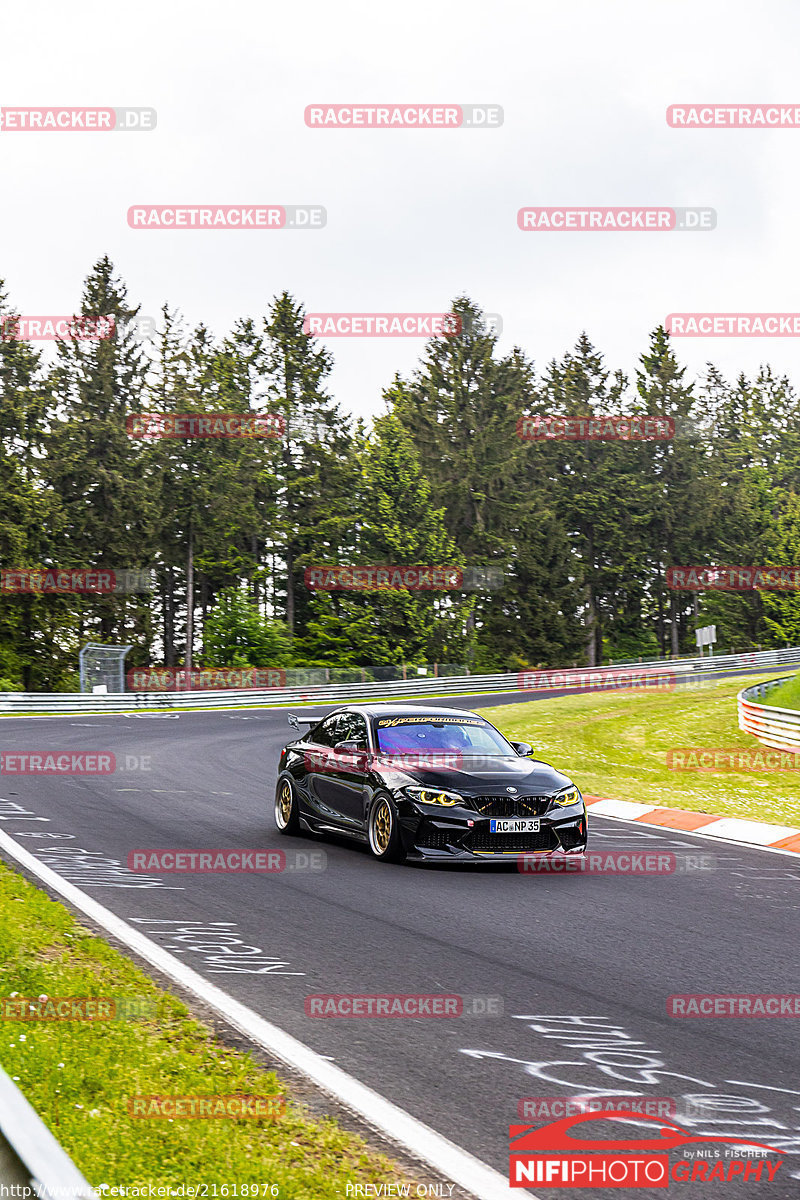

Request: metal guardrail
left=738, top=676, right=800, bottom=750
left=0, top=1063, right=97, bottom=1198
left=1, top=646, right=799, bottom=715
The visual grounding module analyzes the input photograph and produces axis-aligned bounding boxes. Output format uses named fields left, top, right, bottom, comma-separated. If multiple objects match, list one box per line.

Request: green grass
left=764, top=671, right=800, bottom=711
left=0, top=863, right=416, bottom=1196
left=477, top=671, right=800, bottom=829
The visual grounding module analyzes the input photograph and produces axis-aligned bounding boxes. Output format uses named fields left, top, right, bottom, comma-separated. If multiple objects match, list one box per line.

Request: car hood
left=372, top=754, right=573, bottom=795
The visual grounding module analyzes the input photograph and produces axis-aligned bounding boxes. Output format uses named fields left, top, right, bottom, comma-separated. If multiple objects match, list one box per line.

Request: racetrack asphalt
left=0, top=687, right=798, bottom=1199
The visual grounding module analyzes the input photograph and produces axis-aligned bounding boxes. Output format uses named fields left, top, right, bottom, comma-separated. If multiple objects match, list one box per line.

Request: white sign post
left=695, top=624, right=717, bottom=657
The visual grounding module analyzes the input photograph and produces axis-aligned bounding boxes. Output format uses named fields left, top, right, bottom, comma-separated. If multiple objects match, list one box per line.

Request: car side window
left=341, top=713, right=368, bottom=748
left=313, top=715, right=341, bottom=747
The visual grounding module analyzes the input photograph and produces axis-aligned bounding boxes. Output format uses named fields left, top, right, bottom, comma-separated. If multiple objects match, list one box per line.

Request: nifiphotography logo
left=509, top=1110, right=783, bottom=1187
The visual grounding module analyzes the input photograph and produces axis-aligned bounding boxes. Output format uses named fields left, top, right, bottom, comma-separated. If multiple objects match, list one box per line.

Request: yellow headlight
left=409, top=788, right=461, bottom=806
left=553, top=787, right=581, bottom=807
left=423, top=790, right=459, bottom=806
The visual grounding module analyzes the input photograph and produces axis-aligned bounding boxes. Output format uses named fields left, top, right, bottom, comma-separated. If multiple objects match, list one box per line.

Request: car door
left=304, top=713, right=345, bottom=822
left=316, top=710, right=370, bottom=831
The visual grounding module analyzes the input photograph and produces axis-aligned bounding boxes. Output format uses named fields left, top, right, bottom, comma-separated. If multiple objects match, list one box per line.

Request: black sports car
left=274, top=703, right=587, bottom=863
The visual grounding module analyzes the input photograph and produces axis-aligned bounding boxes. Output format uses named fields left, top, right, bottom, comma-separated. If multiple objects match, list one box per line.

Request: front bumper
left=398, top=799, right=587, bottom=861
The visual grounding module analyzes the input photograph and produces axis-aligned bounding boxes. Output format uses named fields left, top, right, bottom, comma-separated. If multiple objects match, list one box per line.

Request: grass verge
left=764, top=671, right=800, bottom=710
left=477, top=671, right=800, bottom=828
left=0, top=861, right=415, bottom=1196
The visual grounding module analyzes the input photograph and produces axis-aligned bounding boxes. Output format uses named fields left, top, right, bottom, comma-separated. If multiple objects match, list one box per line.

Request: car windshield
left=373, top=716, right=513, bottom=756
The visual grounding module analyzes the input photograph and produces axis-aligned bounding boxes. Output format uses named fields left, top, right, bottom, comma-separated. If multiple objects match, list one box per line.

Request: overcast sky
left=2, top=1, right=800, bottom=420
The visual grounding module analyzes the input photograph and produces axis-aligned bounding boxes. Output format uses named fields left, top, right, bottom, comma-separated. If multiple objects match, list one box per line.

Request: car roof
left=348, top=703, right=482, bottom=719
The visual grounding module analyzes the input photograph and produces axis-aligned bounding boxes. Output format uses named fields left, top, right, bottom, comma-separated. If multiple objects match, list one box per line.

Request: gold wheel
left=278, top=782, right=292, bottom=823
left=275, top=778, right=297, bottom=832
left=370, top=797, right=392, bottom=855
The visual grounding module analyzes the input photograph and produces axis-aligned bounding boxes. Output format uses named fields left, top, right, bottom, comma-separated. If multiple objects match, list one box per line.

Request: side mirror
left=333, top=740, right=368, bottom=768
left=335, top=740, right=362, bottom=754
left=510, top=741, right=533, bottom=756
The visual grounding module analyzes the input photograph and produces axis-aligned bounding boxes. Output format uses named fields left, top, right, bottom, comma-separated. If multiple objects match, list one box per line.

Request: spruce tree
left=262, top=292, right=353, bottom=638
left=45, top=258, right=158, bottom=655
left=299, top=414, right=471, bottom=666
left=637, top=326, right=714, bottom=656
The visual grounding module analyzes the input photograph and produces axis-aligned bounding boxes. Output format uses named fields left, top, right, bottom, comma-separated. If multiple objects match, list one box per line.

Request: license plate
left=489, top=818, right=540, bottom=833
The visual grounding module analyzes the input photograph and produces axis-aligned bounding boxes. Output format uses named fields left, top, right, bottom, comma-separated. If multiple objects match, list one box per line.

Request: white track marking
left=693, top=817, right=800, bottom=845
left=586, top=799, right=658, bottom=819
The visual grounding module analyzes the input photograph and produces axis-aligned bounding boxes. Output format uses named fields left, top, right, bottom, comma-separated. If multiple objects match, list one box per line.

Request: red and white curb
left=584, top=795, right=800, bottom=855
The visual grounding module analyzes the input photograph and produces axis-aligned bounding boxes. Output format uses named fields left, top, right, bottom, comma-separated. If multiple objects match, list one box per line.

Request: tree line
left=2, top=256, right=799, bottom=690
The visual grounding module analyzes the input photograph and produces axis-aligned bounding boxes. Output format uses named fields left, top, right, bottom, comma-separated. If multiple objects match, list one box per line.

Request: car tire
left=367, top=793, right=406, bottom=863
left=275, top=775, right=301, bottom=836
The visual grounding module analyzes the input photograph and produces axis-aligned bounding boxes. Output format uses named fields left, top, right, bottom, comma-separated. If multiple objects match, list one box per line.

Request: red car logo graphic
left=510, top=1109, right=781, bottom=1155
